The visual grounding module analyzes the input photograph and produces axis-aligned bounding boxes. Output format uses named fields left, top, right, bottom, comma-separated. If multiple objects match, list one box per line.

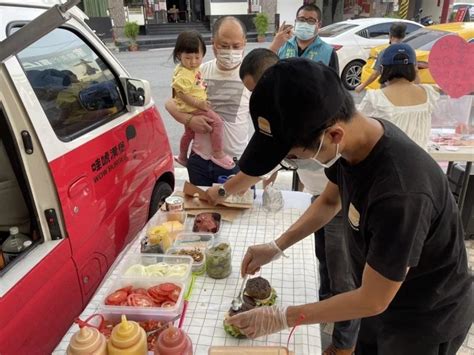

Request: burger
left=223, top=295, right=256, bottom=338
left=223, top=277, right=277, bottom=338
left=244, top=277, right=277, bottom=307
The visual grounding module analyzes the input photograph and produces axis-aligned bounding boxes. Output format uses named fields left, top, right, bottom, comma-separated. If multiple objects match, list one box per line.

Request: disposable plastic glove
left=226, top=305, right=288, bottom=339
left=241, top=240, right=287, bottom=277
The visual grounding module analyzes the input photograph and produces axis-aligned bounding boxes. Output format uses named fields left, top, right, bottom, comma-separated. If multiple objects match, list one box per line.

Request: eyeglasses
left=296, top=17, right=319, bottom=25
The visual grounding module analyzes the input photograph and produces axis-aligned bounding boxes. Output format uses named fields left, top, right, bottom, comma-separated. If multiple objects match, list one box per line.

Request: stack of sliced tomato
left=104, top=283, right=181, bottom=308
left=147, top=283, right=181, bottom=307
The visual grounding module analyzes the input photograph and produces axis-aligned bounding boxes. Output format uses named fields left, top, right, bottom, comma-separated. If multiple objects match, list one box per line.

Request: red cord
left=178, top=300, right=189, bottom=329
left=287, top=313, right=305, bottom=350
left=74, top=313, right=105, bottom=330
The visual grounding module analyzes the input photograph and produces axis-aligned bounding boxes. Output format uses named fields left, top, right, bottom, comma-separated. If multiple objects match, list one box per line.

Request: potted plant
left=124, top=21, right=139, bottom=51
left=253, top=13, right=269, bottom=43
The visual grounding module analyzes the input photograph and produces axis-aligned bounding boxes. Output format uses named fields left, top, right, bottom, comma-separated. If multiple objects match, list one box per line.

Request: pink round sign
left=428, top=35, right=474, bottom=98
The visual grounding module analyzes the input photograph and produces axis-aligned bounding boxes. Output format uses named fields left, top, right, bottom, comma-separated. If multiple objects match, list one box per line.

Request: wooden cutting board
left=182, top=182, right=253, bottom=209
left=208, top=346, right=294, bottom=355
left=185, top=208, right=242, bottom=222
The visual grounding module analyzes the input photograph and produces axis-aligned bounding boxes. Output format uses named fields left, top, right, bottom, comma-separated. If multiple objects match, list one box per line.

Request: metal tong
left=231, top=274, right=249, bottom=311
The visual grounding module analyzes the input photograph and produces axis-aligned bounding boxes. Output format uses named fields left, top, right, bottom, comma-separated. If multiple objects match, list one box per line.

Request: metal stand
left=292, top=171, right=299, bottom=191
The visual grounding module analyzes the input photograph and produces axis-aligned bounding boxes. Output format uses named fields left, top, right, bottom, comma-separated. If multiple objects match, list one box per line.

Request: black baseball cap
left=238, top=58, right=347, bottom=177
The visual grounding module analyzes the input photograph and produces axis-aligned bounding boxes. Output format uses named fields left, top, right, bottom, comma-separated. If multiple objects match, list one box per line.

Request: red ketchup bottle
left=154, top=325, right=193, bottom=355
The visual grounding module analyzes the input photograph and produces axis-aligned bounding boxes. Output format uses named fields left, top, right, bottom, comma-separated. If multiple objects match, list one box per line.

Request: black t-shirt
left=325, top=119, right=473, bottom=341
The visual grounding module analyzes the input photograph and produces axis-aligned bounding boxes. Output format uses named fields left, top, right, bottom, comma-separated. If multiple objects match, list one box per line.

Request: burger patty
left=244, top=276, right=271, bottom=300
left=243, top=295, right=256, bottom=307
left=228, top=297, right=256, bottom=316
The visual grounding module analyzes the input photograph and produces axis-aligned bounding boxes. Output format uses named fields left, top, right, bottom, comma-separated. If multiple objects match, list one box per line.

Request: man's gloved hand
left=226, top=305, right=288, bottom=339
left=241, top=240, right=287, bottom=277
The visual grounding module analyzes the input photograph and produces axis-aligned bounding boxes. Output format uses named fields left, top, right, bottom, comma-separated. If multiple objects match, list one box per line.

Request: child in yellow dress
left=172, top=31, right=234, bottom=169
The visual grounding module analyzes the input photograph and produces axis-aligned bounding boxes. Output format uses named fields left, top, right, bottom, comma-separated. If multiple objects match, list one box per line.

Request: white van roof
left=0, top=0, right=87, bottom=20
left=0, top=0, right=63, bottom=8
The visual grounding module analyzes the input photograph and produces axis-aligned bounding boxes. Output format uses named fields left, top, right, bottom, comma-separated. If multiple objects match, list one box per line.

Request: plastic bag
left=431, top=95, right=473, bottom=128
left=262, top=185, right=284, bottom=212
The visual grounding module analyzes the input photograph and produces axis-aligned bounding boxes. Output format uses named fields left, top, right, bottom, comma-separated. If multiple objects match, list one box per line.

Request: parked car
left=319, top=18, right=423, bottom=90
left=360, top=22, right=474, bottom=89
left=450, top=3, right=474, bottom=22
left=0, top=0, right=174, bottom=353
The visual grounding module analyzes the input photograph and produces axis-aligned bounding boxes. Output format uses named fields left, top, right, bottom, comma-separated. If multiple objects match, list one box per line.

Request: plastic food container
left=155, top=210, right=187, bottom=224
left=100, top=277, right=185, bottom=323
left=205, top=237, right=232, bottom=279
left=142, top=212, right=187, bottom=254
left=192, top=212, right=221, bottom=234
left=118, top=254, right=193, bottom=284
left=166, top=246, right=205, bottom=275
left=174, top=232, right=214, bottom=249
left=98, top=313, right=179, bottom=352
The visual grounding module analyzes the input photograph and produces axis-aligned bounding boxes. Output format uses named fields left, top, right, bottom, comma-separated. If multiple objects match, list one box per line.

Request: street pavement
left=114, top=43, right=365, bottom=156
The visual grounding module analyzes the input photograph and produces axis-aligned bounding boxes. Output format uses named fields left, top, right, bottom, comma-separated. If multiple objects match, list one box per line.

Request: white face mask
left=311, top=131, right=341, bottom=168
left=215, top=49, right=243, bottom=70
left=294, top=21, right=317, bottom=41
left=294, top=158, right=323, bottom=172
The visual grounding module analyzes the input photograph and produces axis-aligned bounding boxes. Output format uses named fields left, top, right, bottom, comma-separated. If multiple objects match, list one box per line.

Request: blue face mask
left=294, top=21, right=317, bottom=41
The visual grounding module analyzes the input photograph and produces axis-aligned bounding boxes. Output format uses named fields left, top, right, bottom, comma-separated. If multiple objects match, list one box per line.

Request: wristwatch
left=218, top=185, right=227, bottom=197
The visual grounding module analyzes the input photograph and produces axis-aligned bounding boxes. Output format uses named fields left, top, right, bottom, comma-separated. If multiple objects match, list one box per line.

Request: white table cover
left=54, top=190, right=322, bottom=355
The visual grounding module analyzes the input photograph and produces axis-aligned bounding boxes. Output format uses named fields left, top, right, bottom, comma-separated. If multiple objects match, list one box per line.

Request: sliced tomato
left=105, top=290, right=128, bottom=305
left=139, top=320, right=162, bottom=332
left=117, top=286, right=133, bottom=295
left=148, top=286, right=169, bottom=302
left=127, top=293, right=155, bottom=307
left=161, top=301, right=175, bottom=308
left=168, top=288, right=180, bottom=302
left=158, top=283, right=177, bottom=293
left=132, top=288, right=148, bottom=296
left=148, top=294, right=168, bottom=305
left=148, top=286, right=169, bottom=299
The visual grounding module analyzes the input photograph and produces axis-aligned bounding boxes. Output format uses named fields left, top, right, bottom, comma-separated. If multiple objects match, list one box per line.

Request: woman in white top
left=358, top=43, right=439, bottom=149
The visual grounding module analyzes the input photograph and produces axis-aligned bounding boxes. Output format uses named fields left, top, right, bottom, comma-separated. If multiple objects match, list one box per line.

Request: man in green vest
left=270, top=4, right=339, bottom=73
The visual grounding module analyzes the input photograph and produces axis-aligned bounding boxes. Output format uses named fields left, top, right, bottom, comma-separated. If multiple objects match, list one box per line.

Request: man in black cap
left=224, top=58, right=473, bottom=354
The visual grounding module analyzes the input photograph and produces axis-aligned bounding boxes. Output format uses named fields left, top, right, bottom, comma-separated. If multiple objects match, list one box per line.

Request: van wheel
left=148, top=181, right=173, bottom=219
left=342, top=60, right=365, bottom=90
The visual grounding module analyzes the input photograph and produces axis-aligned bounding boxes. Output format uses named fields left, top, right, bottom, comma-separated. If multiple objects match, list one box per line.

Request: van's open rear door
left=0, top=0, right=80, bottom=63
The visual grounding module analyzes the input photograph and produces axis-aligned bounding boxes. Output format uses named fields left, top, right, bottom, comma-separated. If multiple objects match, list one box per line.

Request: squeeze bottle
left=107, top=315, right=147, bottom=355
left=67, top=326, right=107, bottom=355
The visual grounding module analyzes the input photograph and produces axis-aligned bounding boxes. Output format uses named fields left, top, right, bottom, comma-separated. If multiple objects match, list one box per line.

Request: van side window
left=15, top=28, right=125, bottom=141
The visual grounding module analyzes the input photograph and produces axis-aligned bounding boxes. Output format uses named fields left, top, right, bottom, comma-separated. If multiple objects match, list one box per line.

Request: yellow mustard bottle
left=108, top=315, right=147, bottom=355
left=67, top=326, right=107, bottom=355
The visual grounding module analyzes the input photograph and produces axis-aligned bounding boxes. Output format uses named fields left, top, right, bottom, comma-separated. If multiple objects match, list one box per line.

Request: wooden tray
left=208, top=346, right=294, bottom=355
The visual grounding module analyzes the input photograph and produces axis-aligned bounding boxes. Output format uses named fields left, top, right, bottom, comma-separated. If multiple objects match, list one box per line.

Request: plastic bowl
left=167, top=245, right=206, bottom=275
